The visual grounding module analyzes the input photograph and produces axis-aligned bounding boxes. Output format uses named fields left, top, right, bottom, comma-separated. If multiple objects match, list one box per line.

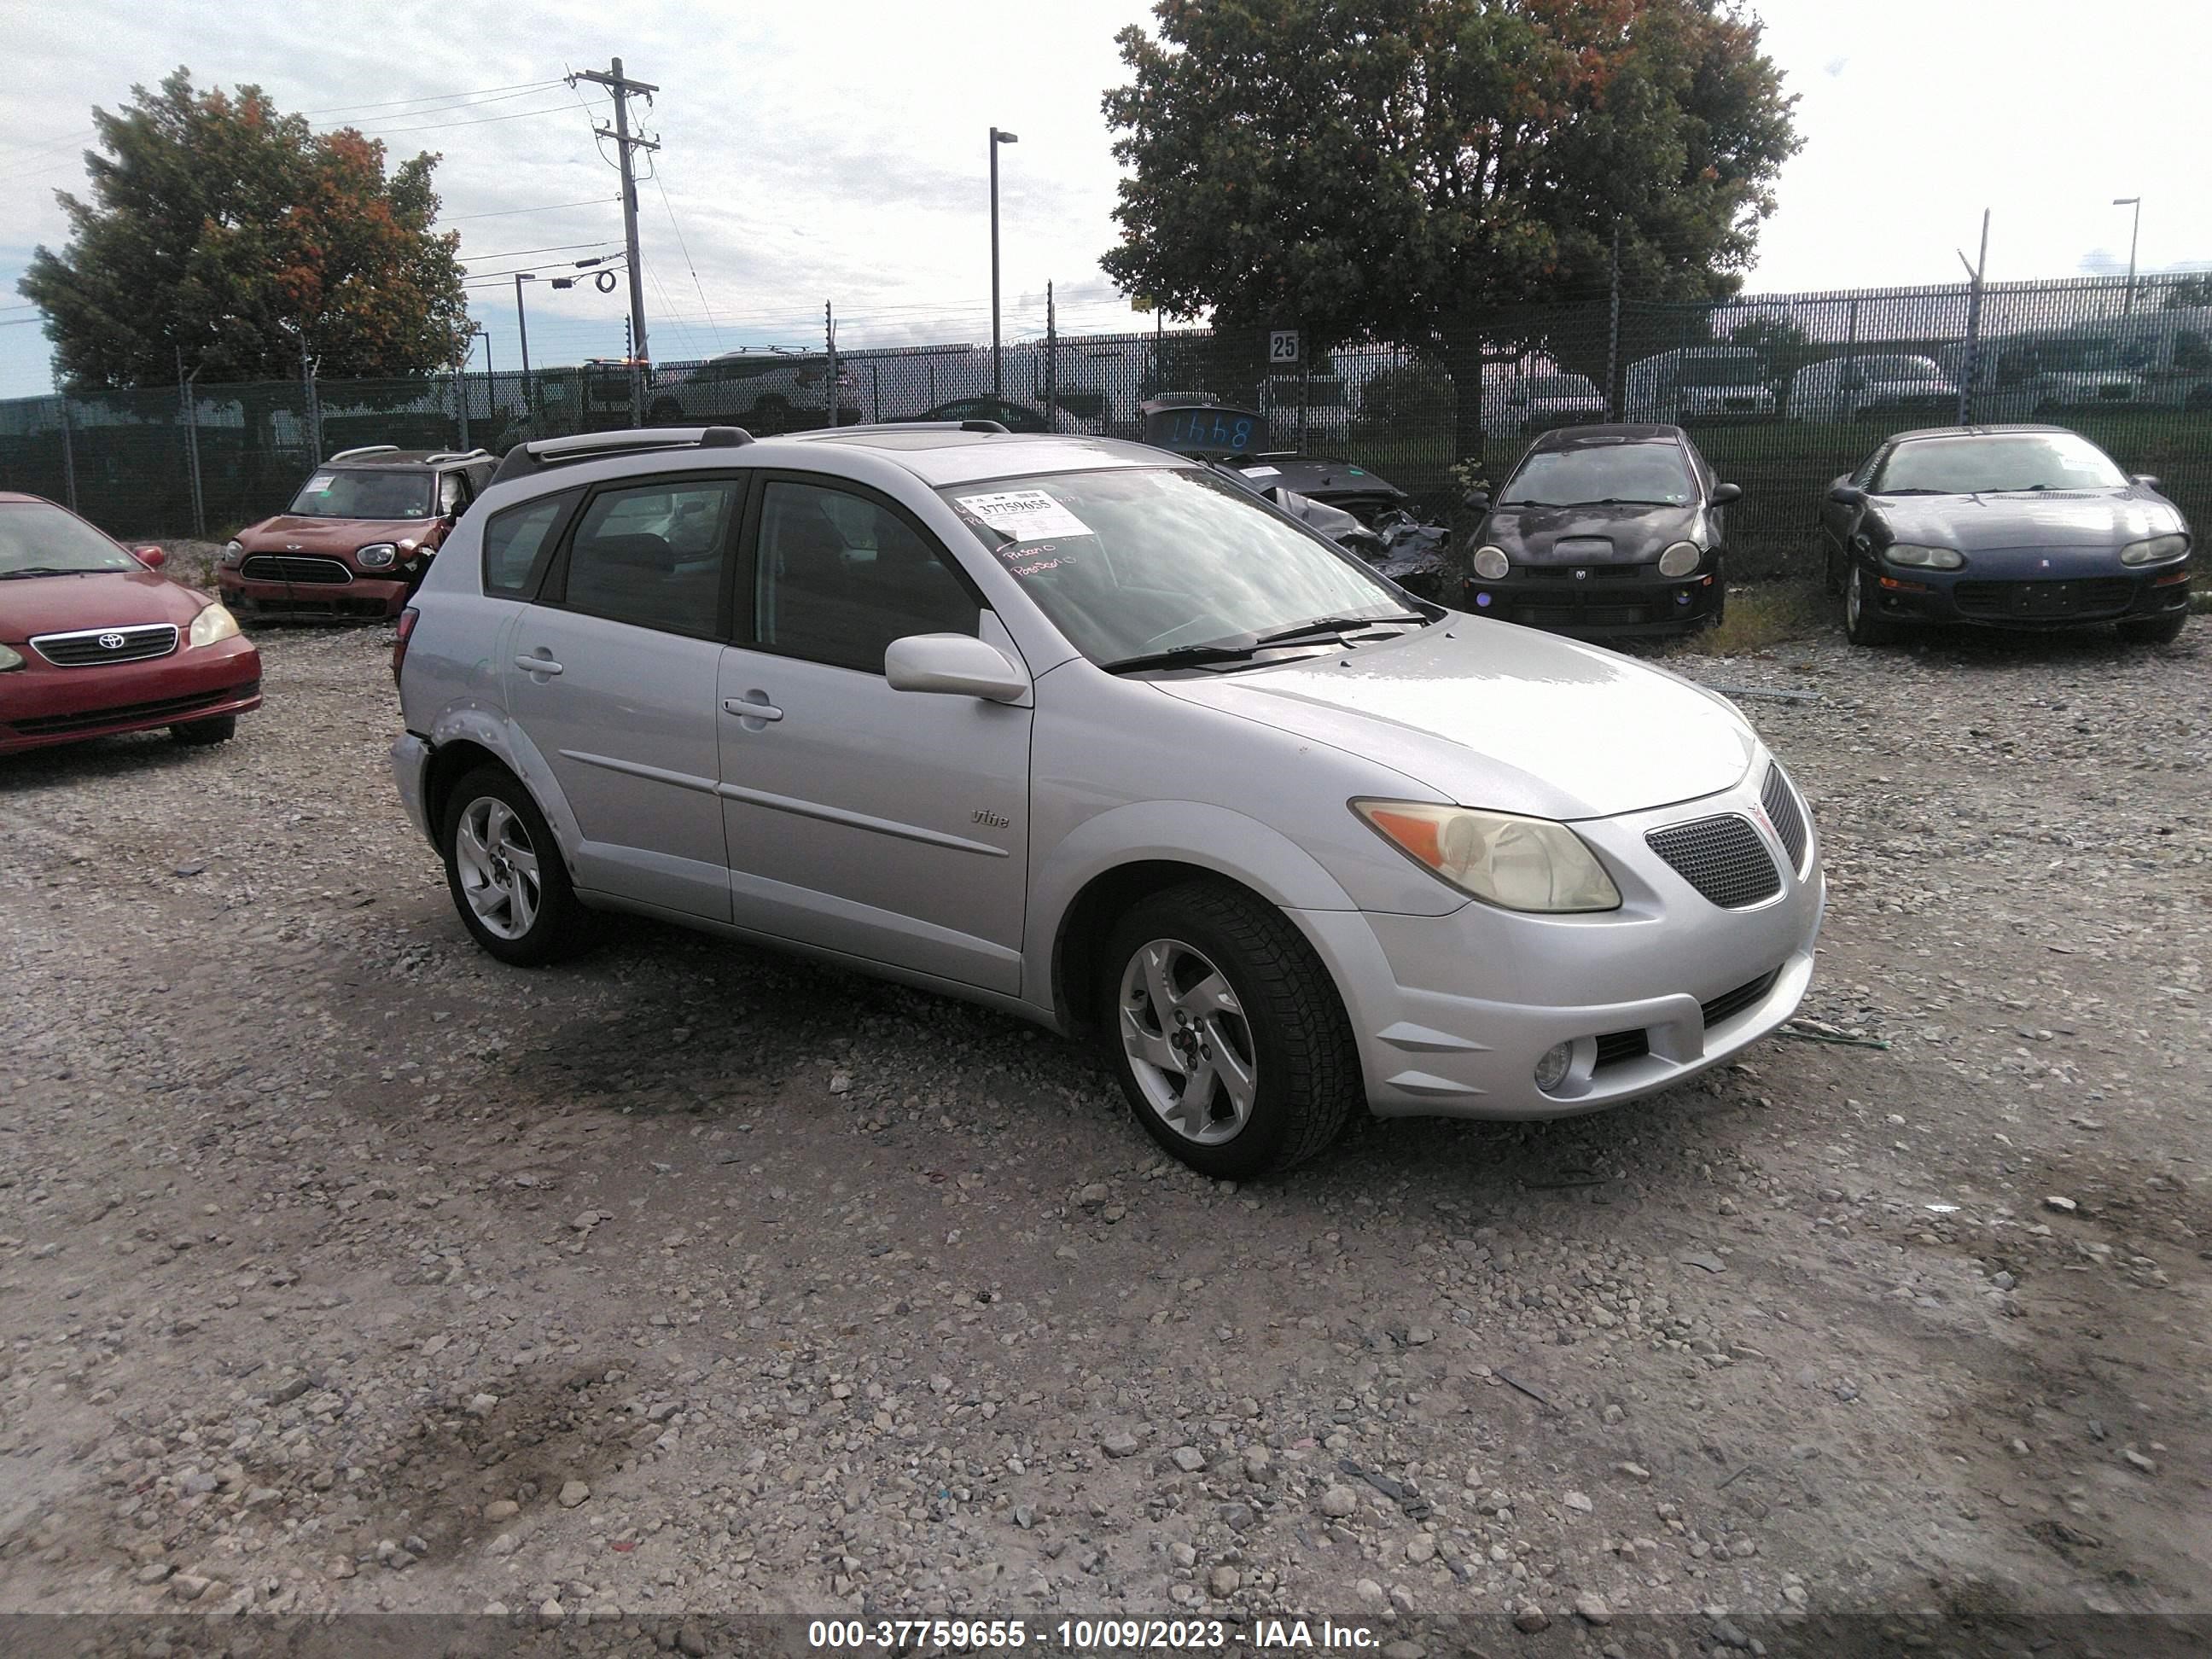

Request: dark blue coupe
left=1821, top=424, right=2193, bottom=646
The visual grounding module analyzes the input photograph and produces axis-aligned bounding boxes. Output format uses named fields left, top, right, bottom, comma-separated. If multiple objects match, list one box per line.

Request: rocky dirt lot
left=0, top=613, right=2206, bottom=1653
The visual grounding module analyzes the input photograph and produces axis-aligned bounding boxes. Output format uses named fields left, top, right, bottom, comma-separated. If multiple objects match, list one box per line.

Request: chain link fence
left=4, top=274, right=2207, bottom=579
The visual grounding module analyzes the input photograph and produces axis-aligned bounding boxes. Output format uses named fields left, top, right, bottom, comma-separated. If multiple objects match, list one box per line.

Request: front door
left=503, top=474, right=745, bottom=921
left=715, top=474, right=1032, bottom=992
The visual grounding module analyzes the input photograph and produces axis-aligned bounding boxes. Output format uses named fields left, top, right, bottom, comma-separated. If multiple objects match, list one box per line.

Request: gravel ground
left=1, top=612, right=2206, bottom=1650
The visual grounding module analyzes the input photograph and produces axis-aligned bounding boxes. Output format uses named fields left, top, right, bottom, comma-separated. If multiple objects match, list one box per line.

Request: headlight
left=1353, top=800, right=1621, bottom=913
left=220, top=540, right=245, bottom=568
left=1886, top=543, right=1965, bottom=570
left=356, top=543, right=399, bottom=570
left=1657, top=541, right=1703, bottom=578
left=0, top=643, right=23, bottom=672
left=188, top=602, right=241, bottom=649
left=2121, top=533, right=2189, bottom=566
left=1472, top=545, right=1510, bottom=581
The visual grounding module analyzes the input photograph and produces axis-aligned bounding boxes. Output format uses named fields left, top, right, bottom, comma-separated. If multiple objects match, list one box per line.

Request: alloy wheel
left=1117, top=938, right=1259, bottom=1145
left=454, top=795, right=542, bottom=940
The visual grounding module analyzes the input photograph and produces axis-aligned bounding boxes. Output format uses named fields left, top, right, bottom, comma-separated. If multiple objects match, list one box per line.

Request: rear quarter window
left=480, top=491, right=578, bottom=598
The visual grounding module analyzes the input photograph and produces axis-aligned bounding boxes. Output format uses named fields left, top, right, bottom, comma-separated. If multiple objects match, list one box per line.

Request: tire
left=2116, top=610, right=2187, bottom=645
left=170, top=714, right=236, bottom=746
left=439, top=765, right=592, bottom=966
left=1100, top=881, right=1361, bottom=1179
left=1842, top=561, right=1901, bottom=647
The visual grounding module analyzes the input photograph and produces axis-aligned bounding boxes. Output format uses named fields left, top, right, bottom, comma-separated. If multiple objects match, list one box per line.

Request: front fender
left=1023, top=798, right=1369, bottom=1010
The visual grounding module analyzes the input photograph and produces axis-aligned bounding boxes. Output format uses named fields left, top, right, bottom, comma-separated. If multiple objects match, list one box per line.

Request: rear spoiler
left=492, top=426, right=754, bottom=485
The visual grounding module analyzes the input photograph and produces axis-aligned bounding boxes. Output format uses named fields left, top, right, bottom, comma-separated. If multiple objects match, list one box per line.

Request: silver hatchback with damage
left=391, top=422, right=1824, bottom=1176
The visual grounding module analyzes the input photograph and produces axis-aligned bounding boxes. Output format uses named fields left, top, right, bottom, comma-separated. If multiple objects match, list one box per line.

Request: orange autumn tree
left=1101, top=0, right=1802, bottom=451
left=21, top=68, right=471, bottom=387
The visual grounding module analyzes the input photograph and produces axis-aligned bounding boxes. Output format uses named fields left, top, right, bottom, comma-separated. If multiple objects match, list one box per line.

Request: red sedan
left=0, top=492, right=262, bottom=755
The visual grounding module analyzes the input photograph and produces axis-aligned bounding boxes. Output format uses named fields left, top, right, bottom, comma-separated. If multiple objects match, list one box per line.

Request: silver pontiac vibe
left=392, top=424, right=1823, bottom=1177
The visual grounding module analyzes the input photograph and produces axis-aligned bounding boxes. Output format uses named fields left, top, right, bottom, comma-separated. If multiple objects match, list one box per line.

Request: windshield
left=1528, top=375, right=1598, bottom=398
left=1501, top=443, right=1697, bottom=507
left=1874, top=433, right=2128, bottom=494
left=0, top=502, right=138, bottom=577
left=1683, top=356, right=1765, bottom=387
left=937, top=467, right=1414, bottom=666
left=287, top=468, right=434, bottom=520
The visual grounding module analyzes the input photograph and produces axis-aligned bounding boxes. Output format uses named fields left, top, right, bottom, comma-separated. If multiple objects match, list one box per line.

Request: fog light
left=1534, top=1042, right=1574, bottom=1092
left=1474, top=591, right=1493, bottom=608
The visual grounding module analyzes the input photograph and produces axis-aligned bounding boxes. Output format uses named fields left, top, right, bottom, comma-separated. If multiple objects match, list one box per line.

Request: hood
left=242, top=515, right=439, bottom=553
left=1481, top=500, right=1703, bottom=566
left=1155, top=620, right=1755, bottom=820
left=0, top=568, right=210, bottom=641
left=1877, top=486, right=2182, bottom=552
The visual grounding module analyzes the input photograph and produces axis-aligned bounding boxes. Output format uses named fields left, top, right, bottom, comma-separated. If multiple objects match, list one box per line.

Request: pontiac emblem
left=98, top=631, right=127, bottom=650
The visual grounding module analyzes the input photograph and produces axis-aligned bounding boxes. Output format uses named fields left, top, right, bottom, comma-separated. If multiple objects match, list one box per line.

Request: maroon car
left=0, top=492, right=261, bottom=755
left=218, top=446, right=496, bottom=620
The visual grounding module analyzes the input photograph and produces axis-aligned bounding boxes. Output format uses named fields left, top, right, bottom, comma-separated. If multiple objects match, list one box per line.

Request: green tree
left=1101, top=0, right=1802, bottom=451
left=20, top=68, right=470, bottom=388
left=2162, top=274, right=2212, bottom=311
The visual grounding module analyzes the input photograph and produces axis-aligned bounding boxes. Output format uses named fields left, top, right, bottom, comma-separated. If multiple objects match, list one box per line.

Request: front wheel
left=1842, top=562, right=1901, bottom=647
left=440, top=766, right=591, bottom=965
left=2116, top=611, right=2187, bottom=645
left=1101, top=882, right=1361, bottom=1178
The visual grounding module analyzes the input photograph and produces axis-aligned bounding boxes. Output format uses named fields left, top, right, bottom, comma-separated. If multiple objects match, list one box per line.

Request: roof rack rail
left=328, top=444, right=401, bottom=463
left=422, top=448, right=492, bottom=465
left=491, top=426, right=754, bottom=485
left=959, top=419, right=1011, bottom=434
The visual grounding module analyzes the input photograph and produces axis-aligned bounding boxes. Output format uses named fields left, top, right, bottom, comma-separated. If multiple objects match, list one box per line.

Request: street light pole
left=514, top=273, right=535, bottom=377
left=2113, top=196, right=2141, bottom=313
left=990, top=125, right=1019, bottom=400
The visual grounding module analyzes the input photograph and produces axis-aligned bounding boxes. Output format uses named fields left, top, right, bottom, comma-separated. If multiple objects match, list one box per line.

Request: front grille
left=1702, top=969, right=1780, bottom=1027
left=1761, top=763, right=1809, bottom=873
left=1516, top=602, right=1658, bottom=628
left=30, top=624, right=178, bottom=667
left=241, top=554, right=353, bottom=585
left=1953, top=578, right=2134, bottom=621
left=1645, top=814, right=1781, bottom=908
left=8, top=681, right=254, bottom=737
left=1592, top=1029, right=1650, bottom=1069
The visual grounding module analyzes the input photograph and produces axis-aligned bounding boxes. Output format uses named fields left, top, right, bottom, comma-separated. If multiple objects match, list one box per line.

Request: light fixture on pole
left=989, top=125, right=1019, bottom=399
left=2112, top=196, right=2141, bottom=312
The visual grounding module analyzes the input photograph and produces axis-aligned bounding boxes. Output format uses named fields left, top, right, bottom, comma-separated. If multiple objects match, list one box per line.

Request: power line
left=439, top=196, right=620, bottom=224
left=461, top=240, right=619, bottom=263
left=344, top=97, right=609, bottom=138
left=304, top=80, right=566, bottom=119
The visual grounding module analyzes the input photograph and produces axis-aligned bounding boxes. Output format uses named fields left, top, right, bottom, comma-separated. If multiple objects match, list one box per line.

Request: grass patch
left=1668, top=579, right=1831, bottom=657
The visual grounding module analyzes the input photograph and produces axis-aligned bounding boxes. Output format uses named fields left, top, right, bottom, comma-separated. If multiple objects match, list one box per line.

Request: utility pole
left=989, top=126, right=1018, bottom=399
left=572, top=57, right=661, bottom=423
left=1956, top=209, right=1990, bottom=426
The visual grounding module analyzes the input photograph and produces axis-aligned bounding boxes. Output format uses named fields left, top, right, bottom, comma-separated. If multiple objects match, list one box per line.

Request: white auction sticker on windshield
left=1237, top=465, right=1282, bottom=480
left=956, top=489, right=1095, bottom=543
left=305, top=473, right=335, bottom=492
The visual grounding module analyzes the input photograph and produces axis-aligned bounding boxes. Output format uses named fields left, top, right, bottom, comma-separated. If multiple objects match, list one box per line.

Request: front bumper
left=1464, top=568, right=1724, bottom=637
left=0, top=636, right=263, bottom=754
left=1299, top=760, right=1825, bottom=1120
left=1864, top=559, right=2192, bottom=630
left=218, top=568, right=414, bottom=620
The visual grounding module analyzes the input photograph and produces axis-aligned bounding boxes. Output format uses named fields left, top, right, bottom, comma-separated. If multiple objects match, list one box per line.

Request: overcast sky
left=3, top=0, right=2208, bottom=397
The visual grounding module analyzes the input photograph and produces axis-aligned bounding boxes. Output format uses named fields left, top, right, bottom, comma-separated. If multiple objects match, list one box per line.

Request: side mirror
left=1710, top=482, right=1743, bottom=505
left=1463, top=490, right=1492, bottom=512
left=1828, top=483, right=1866, bottom=507
left=134, top=545, right=166, bottom=568
left=2130, top=473, right=2162, bottom=490
left=884, top=633, right=1030, bottom=703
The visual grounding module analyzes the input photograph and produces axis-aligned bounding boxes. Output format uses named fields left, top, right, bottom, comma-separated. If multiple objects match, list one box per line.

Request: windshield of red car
left=0, top=502, right=139, bottom=578
left=1874, top=433, right=2128, bottom=494
left=1500, top=443, right=1697, bottom=507
left=287, top=469, right=434, bottom=520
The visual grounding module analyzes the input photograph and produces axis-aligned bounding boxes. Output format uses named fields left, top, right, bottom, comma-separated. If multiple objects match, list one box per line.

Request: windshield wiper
left=1100, top=643, right=1274, bottom=675
left=0, top=566, right=96, bottom=579
left=1252, top=612, right=1428, bottom=646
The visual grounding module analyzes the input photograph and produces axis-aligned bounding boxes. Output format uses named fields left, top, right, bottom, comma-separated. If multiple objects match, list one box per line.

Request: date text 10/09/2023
left=806, top=1619, right=1382, bottom=1651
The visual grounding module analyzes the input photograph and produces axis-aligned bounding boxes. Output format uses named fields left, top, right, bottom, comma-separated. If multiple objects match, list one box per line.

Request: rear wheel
left=440, top=765, right=591, bottom=965
left=170, top=714, right=236, bottom=746
left=1842, top=562, right=1901, bottom=647
left=1101, top=882, right=1360, bottom=1179
left=2116, top=611, right=2187, bottom=645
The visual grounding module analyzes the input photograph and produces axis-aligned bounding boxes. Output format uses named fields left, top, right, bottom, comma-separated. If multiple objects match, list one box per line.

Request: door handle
left=514, top=654, right=563, bottom=675
left=722, top=696, right=783, bottom=722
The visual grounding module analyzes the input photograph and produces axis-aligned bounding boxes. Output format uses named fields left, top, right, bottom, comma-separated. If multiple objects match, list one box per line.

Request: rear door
left=713, top=473, right=1033, bottom=992
left=503, top=473, right=746, bottom=920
